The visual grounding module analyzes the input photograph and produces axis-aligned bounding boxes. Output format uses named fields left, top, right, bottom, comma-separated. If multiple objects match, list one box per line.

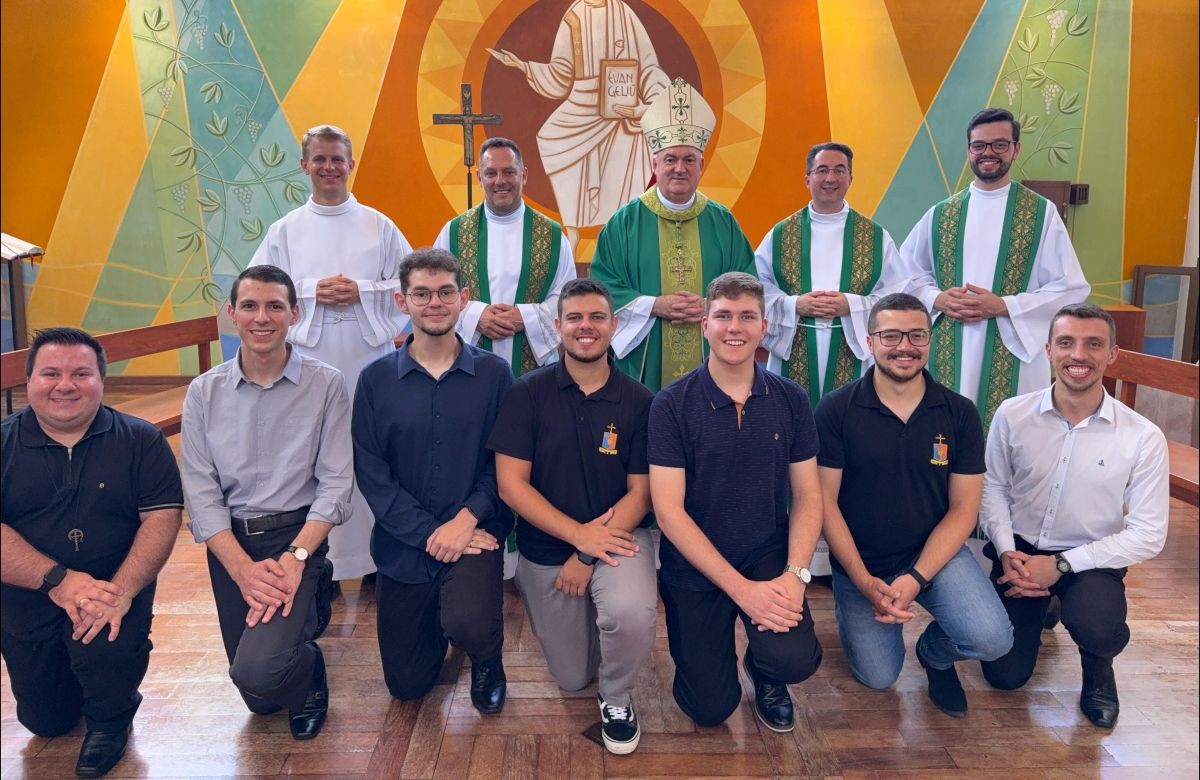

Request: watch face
left=1056, top=556, right=1070, bottom=573
left=290, top=547, right=309, bottom=561
left=799, top=567, right=812, bottom=584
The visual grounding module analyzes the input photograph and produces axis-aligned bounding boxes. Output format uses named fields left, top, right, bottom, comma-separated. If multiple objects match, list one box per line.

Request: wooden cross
left=669, top=244, right=694, bottom=287
left=432, top=83, right=503, bottom=209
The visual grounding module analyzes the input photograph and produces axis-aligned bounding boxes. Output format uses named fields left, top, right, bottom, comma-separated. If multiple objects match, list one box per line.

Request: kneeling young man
left=353, top=249, right=514, bottom=712
left=814, top=293, right=1012, bottom=717
left=490, top=278, right=656, bottom=753
left=979, top=304, right=1168, bottom=728
left=649, top=272, right=823, bottom=732
left=182, top=265, right=352, bottom=740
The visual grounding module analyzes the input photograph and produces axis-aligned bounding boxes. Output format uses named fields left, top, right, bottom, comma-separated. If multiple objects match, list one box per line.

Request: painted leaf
left=205, top=112, right=228, bottom=137
left=197, top=189, right=221, bottom=212
left=1048, top=147, right=1068, bottom=165
left=1017, top=28, right=1039, bottom=53
left=143, top=7, right=169, bottom=33
left=165, top=58, right=188, bottom=83
left=1067, top=14, right=1090, bottom=36
left=170, top=145, right=197, bottom=168
left=176, top=230, right=202, bottom=254
left=259, top=143, right=285, bottom=168
left=1018, top=114, right=1039, bottom=134
left=1058, top=91, right=1080, bottom=115
left=201, top=282, right=225, bottom=305
left=283, top=181, right=308, bottom=205
left=241, top=218, right=263, bottom=241
left=1025, top=65, right=1047, bottom=88
left=200, top=81, right=223, bottom=104
left=215, top=22, right=235, bottom=49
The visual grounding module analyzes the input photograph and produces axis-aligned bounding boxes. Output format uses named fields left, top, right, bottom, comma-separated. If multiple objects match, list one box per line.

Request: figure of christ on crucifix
left=433, top=83, right=504, bottom=209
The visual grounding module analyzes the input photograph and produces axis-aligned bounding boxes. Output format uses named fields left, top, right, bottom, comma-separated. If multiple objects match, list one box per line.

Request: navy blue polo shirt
left=352, top=336, right=513, bottom=585
left=487, top=357, right=653, bottom=566
left=1, top=405, right=183, bottom=632
left=648, top=362, right=819, bottom=591
left=814, top=367, right=985, bottom=579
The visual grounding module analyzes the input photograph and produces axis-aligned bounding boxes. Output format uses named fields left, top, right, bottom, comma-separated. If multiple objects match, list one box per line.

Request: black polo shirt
left=487, top=357, right=653, bottom=566
left=648, top=362, right=819, bottom=591
left=1, top=405, right=184, bottom=632
left=814, top=367, right=985, bottom=579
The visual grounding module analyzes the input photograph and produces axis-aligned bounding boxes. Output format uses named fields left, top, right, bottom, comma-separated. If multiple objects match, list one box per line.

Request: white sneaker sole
left=602, top=728, right=641, bottom=755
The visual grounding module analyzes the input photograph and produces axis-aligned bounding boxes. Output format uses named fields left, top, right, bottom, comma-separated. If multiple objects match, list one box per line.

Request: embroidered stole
left=449, top=205, right=563, bottom=377
left=638, top=189, right=709, bottom=386
left=929, top=183, right=1044, bottom=430
left=772, top=207, right=883, bottom=404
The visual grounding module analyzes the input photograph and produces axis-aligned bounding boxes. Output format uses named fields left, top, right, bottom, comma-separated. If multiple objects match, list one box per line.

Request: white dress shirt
left=979, top=387, right=1170, bottom=572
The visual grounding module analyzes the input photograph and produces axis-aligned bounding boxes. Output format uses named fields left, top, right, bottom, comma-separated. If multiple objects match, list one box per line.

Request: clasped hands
left=652, top=291, right=704, bottom=323
left=315, top=274, right=360, bottom=306
left=735, top=574, right=808, bottom=634
left=50, top=570, right=132, bottom=644
left=478, top=303, right=525, bottom=340
left=558, top=508, right=639, bottom=598
left=995, top=550, right=1056, bottom=598
left=934, top=284, right=1007, bottom=323
left=796, top=291, right=850, bottom=319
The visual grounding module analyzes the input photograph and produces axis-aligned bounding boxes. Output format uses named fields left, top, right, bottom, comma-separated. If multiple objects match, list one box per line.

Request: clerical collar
left=484, top=201, right=525, bottom=224
left=969, top=181, right=1011, bottom=199
left=656, top=187, right=696, bottom=212
left=807, top=201, right=849, bottom=223
left=307, top=194, right=358, bottom=216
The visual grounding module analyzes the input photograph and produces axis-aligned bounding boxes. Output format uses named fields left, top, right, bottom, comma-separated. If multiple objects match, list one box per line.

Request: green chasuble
left=928, top=182, right=1045, bottom=430
left=771, top=206, right=883, bottom=404
left=590, top=189, right=756, bottom=391
left=448, top=204, right=563, bottom=378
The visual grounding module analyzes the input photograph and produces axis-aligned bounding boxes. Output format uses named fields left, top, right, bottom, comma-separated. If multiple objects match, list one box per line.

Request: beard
left=970, top=156, right=1012, bottom=182
left=414, top=318, right=455, bottom=337
left=875, top=351, right=924, bottom=383
left=563, top=342, right=607, bottom=363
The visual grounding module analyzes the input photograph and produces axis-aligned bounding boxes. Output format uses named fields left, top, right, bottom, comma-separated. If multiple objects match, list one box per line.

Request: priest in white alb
left=434, top=137, right=575, bottom=377
left=757, top=142, right=906, bottom=401
left=250, top=124, right=413, bottom=581
left=899, top=108, right=1089, bottom=430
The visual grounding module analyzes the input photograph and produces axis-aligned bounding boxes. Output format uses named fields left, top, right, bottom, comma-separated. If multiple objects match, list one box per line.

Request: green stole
left=929, top=182, right=1044, bottom=430
left=637, top=189, right=708, bottom=386
left=771, top=206, right=883, bottom=404
left=448, top=204, right=563, bottom=378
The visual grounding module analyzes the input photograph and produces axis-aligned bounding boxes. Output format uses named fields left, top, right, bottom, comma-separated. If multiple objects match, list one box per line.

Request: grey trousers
left=515, top=528, right=657, bottom=706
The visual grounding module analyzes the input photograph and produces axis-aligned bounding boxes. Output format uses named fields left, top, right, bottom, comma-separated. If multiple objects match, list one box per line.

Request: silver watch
left=784, top=564, right=812, bottom=584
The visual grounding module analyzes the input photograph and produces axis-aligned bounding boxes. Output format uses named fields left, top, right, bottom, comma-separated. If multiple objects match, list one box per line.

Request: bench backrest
left=1, top=316, right=219, bottom=391
left=1105, top=349, right=1199, bottom=408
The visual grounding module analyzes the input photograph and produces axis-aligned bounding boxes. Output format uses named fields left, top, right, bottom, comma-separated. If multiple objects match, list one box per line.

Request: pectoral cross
left=68, top=528, right=84, bottom=552
left=669, top=245, right=694, bottom=287
left=432, top=83, right=504, bottom=209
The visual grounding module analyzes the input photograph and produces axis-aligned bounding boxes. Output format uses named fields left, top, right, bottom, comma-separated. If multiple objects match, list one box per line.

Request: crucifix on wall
left=432, top=83, right=503, bottom=209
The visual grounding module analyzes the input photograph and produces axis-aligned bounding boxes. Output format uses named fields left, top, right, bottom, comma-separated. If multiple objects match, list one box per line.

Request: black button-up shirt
left=488, top=357, right=653, bottom=566
left=352, top=336, right=513, bottom=584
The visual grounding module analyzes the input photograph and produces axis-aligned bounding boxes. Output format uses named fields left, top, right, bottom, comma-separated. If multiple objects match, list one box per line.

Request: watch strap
left=39, top=563, right=67, bottom=594
left=1054, top=553, right=1072, bottom=574
left=906, top=567, right=932, bottom=592
left=576, top=551, right=598, bottom=566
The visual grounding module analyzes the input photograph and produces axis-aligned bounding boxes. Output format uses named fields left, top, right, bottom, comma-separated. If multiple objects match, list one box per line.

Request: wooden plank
left=115, top=384, right=190, bottom=436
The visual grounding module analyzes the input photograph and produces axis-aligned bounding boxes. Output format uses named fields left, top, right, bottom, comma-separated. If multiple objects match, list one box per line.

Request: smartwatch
left=285, top=546, right=310, bottom=562
left=906, top=567, right=932, bottom=592
left=39, top=563, right=67, bottom=594
left=1054, top=553, right=1072, bottom=575
left=784, top=564, right=812, bottom=584
left=576, top=551, right=598, bottom=566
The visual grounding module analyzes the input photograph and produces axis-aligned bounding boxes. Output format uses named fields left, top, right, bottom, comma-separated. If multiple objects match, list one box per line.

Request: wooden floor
left=2, top=427, right=1197, bottom=778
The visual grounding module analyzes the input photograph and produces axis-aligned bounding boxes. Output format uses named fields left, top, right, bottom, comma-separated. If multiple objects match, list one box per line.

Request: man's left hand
left=964, top=284, right=1008, bottom=319
left=1006, top=553, right=1061, bottom=590
left=72, top=593, right=133, bottom=644
left=555, top=556, right=593, bottom=597
left=755, top=573, right=808, bottom=632
left=426, top=509, right=478, bottom=563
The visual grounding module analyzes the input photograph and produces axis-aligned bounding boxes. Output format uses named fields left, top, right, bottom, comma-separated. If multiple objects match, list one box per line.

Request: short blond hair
left=301, top=124, right=353, bottom=160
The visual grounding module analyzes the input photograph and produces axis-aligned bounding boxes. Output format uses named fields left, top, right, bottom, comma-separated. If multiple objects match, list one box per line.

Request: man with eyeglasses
left=351, top=249, right=514, bottom=714
left=899, top=108, right=1089, bottom=431
left=756, top=142, right=905, bottom=398
left=434, top=137, right=576, bottom=378
left=814, top=293, right=1012, bottom=718
left=251, top=124, right=414, bottom=584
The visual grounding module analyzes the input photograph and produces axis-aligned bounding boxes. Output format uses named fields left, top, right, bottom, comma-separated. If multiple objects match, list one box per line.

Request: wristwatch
left=905, top=567, right=932, bottom=592
left=285, top=546, right=310, bottom=562
left=1054, top=553, right=1073, bottom=574
left=784, top=564, right=812, bottom=584
left=576, top=551, right=598, bottom=566
left=39, top=563, right=67, bottom=594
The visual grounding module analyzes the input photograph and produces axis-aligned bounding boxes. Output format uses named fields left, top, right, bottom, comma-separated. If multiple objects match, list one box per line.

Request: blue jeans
left=831, top=545, right=1012, bottom=689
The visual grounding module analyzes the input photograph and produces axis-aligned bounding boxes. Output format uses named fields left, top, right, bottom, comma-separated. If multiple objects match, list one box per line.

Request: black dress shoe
left=1043, top=595, right=1062, bottom=631
left=75, top=725, right=130, bottom=778
left=313, top=559, right=334, bottom=639
left=289, top=643, right=329, bottom=740
left=743, top=655, right=794, bottom=733
left=918, top=651, right=967, bottom=718
left=470, top=656, right=507, bottom=714
left=1080, top=655, right=1119, bottom=728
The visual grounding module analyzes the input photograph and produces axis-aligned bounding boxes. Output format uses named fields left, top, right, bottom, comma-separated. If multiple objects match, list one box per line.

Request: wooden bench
left=1106, top=348, right=1200, bottom=506
left=1, top=316, right=220, bottom=436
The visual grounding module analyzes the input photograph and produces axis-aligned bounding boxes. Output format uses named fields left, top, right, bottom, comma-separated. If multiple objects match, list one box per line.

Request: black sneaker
left=598, top=694, right=640, bottom=754
left=917, top=650, right=967, bottom=718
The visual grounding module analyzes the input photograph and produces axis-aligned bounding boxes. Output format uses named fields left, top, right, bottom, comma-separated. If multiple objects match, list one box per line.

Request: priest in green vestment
left=589, top=78, right=755, bottom=391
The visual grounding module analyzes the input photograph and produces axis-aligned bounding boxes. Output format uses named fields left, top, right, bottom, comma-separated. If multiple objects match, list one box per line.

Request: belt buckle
left=241, top=516, right=267, bottom=536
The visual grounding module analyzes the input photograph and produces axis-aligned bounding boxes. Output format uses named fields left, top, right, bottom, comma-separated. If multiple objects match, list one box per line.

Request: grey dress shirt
left=182, top=347, right=353, bottom=542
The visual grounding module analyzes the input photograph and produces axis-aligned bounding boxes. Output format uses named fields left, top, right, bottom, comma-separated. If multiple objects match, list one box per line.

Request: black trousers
left=376, top=548, right=504, bottom=700
left=207, top=523, right=327, bottom=714
left=660, top=547, right=823, bottom=727
left=980, top=539, right=1130, bottom=691
left=0, top=583, right=156, bottom=736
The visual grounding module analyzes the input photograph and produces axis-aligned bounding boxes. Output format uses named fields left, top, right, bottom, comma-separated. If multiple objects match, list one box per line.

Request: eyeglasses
left=872, top=329, right=931, bottom=347
left=406, top=287, right=460, bottom=305
left=968, top=139, right=1013, bottom=154
left=809, top=165, right=850, bottom=178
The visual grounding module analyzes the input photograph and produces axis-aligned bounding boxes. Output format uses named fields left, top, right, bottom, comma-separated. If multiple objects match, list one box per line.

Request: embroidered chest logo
left=930, top=434, right=949, bottom=466
left=599, top=423, right=619, bottom=455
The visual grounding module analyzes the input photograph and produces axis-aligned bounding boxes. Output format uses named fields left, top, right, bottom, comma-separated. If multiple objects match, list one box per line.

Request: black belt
left=233, top=506, right=310, bottom=536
